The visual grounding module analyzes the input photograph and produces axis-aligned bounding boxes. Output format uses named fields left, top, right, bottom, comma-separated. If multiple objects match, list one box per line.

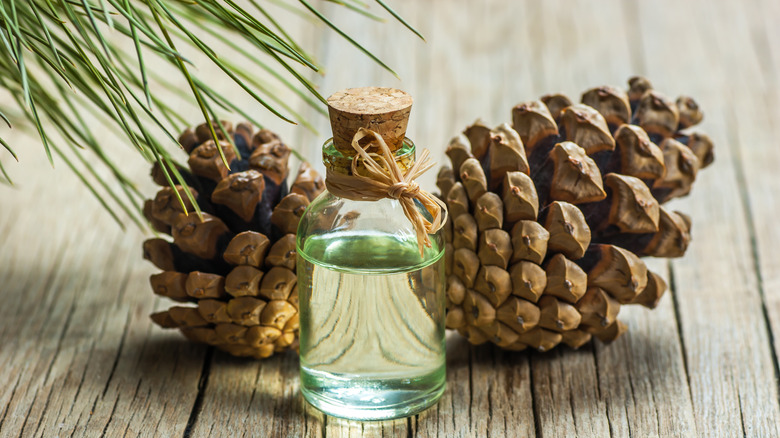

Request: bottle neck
left=322, top=137, right=416, bottom=176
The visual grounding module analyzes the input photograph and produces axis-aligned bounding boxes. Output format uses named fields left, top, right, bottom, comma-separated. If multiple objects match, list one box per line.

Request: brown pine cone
left=144, top=121, right=324, bottom=359
left=440, top=77, right=712, bottom=351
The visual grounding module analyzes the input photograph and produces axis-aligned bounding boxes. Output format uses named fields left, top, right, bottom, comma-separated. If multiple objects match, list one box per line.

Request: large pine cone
left=143, top=121, right=325, bottom=359
left=440, top=77, right=714, bottom=351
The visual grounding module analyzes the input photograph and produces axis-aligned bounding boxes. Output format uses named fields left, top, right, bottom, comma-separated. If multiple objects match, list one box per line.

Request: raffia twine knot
left=388, top=181, right=420, bottom=199
left=324, top=128, right=448, bottom=256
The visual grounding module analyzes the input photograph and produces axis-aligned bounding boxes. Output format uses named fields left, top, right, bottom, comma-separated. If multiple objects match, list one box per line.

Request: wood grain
left=2, top=0, right=780, bottom=437
left=0, top=137, right=205, bottom=438
left=633, top=0, right=780, bottom=436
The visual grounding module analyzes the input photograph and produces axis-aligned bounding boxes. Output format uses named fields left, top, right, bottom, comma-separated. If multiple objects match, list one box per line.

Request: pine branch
left=0, top=0, right=420, bottom=223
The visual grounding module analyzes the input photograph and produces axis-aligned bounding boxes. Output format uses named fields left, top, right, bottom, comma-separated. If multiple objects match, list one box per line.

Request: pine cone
left=440, top=77, right=713, bottom=351
left=143, top=121, right=325, bottom=359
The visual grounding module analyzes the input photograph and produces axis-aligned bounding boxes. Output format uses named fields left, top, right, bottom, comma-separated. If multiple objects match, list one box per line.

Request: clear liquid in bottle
left=297, top=232, right=446, bottom=420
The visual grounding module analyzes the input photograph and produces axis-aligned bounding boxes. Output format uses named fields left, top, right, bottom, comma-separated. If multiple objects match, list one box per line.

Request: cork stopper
left=327, top=87, right=413, bottom=155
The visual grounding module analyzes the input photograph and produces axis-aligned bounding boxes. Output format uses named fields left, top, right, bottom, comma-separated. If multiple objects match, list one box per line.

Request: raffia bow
left=324, top=128, right=448, bottom=256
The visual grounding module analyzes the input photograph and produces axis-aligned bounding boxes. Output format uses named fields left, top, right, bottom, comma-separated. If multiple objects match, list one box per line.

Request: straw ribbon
left=325, top=128, right=448, bottom=256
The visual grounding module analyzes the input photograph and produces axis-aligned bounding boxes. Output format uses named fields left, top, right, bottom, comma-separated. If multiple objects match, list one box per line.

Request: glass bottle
left=296, top=88, right=446, bottom=421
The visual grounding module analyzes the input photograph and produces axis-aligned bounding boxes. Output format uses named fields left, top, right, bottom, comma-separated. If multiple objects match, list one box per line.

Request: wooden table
left=2, top=0, right=779, bottom=436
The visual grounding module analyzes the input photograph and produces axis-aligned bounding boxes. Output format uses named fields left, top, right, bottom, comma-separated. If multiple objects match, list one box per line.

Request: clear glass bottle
left=296, top=138, right=447, bottom=421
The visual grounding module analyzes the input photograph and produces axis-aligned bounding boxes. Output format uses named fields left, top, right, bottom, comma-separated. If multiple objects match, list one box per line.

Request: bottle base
left=300, top=367, right=446, bottom=421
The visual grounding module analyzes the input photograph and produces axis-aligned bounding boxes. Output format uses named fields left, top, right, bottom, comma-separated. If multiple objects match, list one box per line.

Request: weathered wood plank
left=576, top=1, right=698, bottom=436
left=0, top=137, right=205, bottom=438
left=592, top=260, right=697, bottom=438
left=530, top=347, right=609, bottom=437
left=416, top=335, right=535, bottom=438
left=326, top=417, right=410, bottom=438
left=670, top=109, right=780, bottom=438
left=413, top=334, right=471, bottom=437
left=188, top=350, right=324, bottom=438
left=726, top=1, right=780, bottom=436
left=634, top=0, right=780, bottom=436
left=520, top=1, right=611, bottom=434
left=407, top=3, right=539, bottom=435
left=737, top=0, right=780, bottom=361
left=516, top=1, right=694, bottom=436
left=471, top=346, right=535, bottom=437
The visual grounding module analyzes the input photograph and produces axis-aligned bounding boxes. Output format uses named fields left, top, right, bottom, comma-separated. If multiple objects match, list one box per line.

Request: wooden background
left=2, top=0, right=780, bottom=436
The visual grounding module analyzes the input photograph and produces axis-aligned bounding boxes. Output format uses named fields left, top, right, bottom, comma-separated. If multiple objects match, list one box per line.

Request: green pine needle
left=375, top=0, right=424, bottom=41
left=0, top=0, right=418, bottom=227
left=0, top=158, right=12, bottom=185
left=299, top=0, right=398, bottom=79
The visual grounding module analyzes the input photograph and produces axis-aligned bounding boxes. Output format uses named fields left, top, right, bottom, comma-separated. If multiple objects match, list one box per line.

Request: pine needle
left=299, top=0, right=399, bottom=78
left=0, top=0, right=415, bottom=227
left=0, top=110, right=10, bottom=129
left=375, top=0, right=424, bottom=41
left=0, top=135, right=17, bottom=163
left=0, top=157, right=13, bottom=185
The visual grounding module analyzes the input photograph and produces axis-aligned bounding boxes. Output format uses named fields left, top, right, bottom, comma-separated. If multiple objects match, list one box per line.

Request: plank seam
left=727, top=102, right=780, bottom=409
left=247, top=364, right=262, bottom=408
left=487, top=348, right=496, bottom=438
left=668, top=264, right=695, bottom=412
left=152, top=401, right=168, bottom=434
left=26, top=296, right=79, bottom=438
left=18, top=387, right=42, bottom=438
left=737, top=387, right=748, bottom=437
left=42, top=297, right=78, bottom=388
left=626, top=359, right=638, bottom=438
left=182, top=347, right=213, bottom=438
left=528, top=355, right=541, bottom=438
left=467, top=346, right=473, bottom=435
left=61, top=251, right=133, bottom=428
left=646, top=365, right=662, bottom=436
left=591, top=348, right=613, bottom=438
left=57, top=337, right=97, bottom=433
left=103, top=312, right=132, bottom=398
left=73, top=408, right=85, bottom=436
left=622, top=404, right=630, bottom=438
left=449, top=363, right=456, bottom=435
left=97, top=390, right=121, bottom=438
left=112, top=378, right=144, bottom=438
left=486, top=377, right=492, bottom=438
left=0, top=372, right=23, bottom=434
left=567, top=383, right=577, bottom=436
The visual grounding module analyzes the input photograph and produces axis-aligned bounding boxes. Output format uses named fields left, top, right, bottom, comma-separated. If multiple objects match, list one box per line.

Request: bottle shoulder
left=297, top=191, right=444, bottom=272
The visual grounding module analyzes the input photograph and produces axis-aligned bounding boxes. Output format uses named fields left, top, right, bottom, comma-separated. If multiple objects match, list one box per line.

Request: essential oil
left=296, top=86, right=447, bottom=420
left=297, top=231, right=445, bottom=420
